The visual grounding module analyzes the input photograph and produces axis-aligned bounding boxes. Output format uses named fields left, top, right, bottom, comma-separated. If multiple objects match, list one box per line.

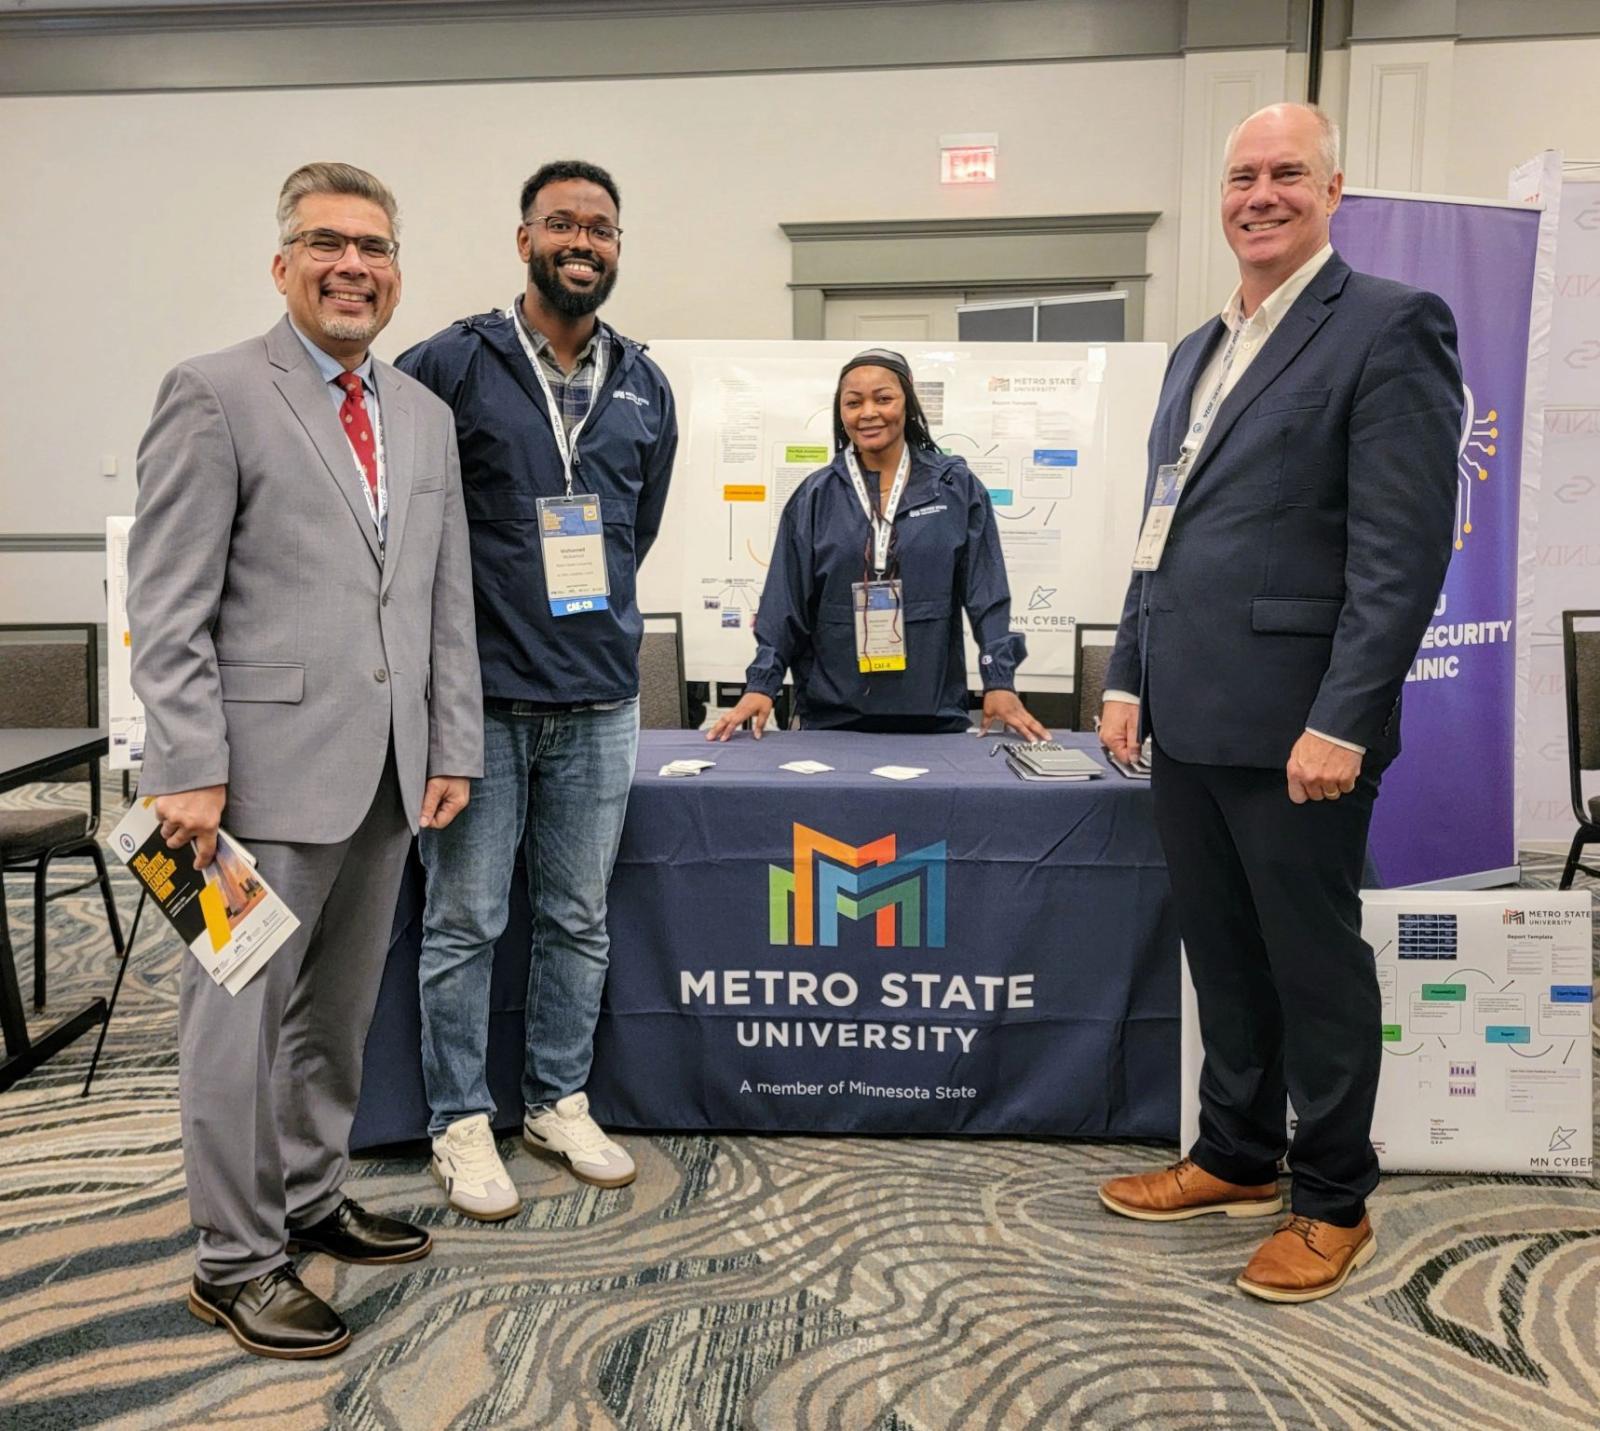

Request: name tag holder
left=1131, top=463, right=1185, bottom=572
left=854, top=579, right=907, bottom=672
left=538, top=495, right=610, bottom=616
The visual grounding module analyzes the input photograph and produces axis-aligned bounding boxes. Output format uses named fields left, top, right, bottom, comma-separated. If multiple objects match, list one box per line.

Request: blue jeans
left=417, top=700, right=640, bottom=1135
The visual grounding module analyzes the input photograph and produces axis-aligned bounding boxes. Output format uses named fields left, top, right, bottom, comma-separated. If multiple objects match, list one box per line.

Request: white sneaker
left=431, top=1114, right=521, bottom=1221
left=522, top=1092, right=636, bottom=1188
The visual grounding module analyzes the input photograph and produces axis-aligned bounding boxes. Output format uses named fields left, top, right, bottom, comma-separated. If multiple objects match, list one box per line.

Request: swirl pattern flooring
left=1, top=775, right=1596, bottom=1430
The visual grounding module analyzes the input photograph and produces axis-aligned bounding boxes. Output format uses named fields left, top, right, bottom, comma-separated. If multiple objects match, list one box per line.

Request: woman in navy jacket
left=709, top=349, right=1048, bottom=739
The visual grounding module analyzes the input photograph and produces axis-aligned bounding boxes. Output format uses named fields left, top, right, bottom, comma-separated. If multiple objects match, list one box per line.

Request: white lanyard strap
left=1177, top=321, right=1246, bottom=468
left=844, top=445, right=911, bottom=575
left=365, top=412, right=388, bottom=542
left=507, top=303, right=608, bottom=497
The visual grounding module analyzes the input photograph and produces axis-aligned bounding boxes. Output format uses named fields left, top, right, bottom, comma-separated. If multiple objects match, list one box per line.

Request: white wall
left=0, top=56, right=1184, bottom=620
left=7, top=32, right=1598, bottom=625
left=1446, top=38, right=1600, bottom=196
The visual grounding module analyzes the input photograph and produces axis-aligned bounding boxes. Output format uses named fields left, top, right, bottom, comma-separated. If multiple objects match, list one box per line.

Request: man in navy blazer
left=1097, top=103, right=1461, bottom=1303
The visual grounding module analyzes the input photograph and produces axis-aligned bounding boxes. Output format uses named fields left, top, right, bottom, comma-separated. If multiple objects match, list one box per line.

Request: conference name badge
left=537, top=493, right=610, bottom=616
left=1131, top=462, right=1185, bottom=572
left=854, top=579, right=907, bottom=673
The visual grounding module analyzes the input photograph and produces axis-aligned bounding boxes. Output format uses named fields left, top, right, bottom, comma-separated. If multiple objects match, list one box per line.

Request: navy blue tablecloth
left=352, top=731, right=1179, bottom=1148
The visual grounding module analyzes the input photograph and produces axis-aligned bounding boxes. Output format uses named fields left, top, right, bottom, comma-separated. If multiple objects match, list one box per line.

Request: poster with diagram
left=1181, top=890, right=1594, bottom=1175
left=105, top=515, right=143, bottom=770
left=644, top=340, right=1168, bottom=690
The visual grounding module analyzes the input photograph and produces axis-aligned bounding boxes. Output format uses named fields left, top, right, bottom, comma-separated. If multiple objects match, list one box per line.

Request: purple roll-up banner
left=1330, top=194, right=1542, bottom=887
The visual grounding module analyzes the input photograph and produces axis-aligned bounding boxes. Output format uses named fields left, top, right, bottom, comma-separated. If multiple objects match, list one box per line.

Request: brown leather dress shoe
left=1236, top=1213, right=1376, bottom=1303
left=188, top=1265, right=350, bottom=1359
left=1099, top=1157, right=1283, bottom=1221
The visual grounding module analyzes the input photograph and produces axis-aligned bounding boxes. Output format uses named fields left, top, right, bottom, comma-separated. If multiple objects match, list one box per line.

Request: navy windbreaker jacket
left=746, top=448, right=1027, bottom=732
left=397, top=307, right=677, bottom=705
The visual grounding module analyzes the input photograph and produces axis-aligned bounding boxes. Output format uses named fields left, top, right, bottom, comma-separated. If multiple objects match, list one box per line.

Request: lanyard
left=507, top=302, right=608, bottom=497
left=844, top=445, right=911, bottom=576
left=1176, top=320, right=1247, bottom=468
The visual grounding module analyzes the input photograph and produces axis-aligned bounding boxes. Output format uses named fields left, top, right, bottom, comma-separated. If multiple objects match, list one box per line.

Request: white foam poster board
left=105, top=515, right=143, bottom=771
left=641, top=340, right=1168, bottom=692
left=1181, top=889, right=1594, bottom=1176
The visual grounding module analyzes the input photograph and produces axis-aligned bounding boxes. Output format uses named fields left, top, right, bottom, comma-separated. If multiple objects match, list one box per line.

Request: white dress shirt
left=1104, top=244, right=1362, bottom=754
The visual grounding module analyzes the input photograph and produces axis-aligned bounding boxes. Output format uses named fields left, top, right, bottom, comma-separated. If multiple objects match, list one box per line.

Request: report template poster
left=647, top=340, right=1167, bottom=691
left=105, top=515, right=143, bottom=771
left=1181, top=890, right=1594, bottom=1176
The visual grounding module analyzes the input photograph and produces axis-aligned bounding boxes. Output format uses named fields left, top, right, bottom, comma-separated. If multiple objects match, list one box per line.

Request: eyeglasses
left=523, top=214, right=623, bottom=250
left=284, top=228, right=400, bottom=267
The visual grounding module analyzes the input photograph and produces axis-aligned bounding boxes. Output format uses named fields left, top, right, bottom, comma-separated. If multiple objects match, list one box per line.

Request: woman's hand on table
left=707, top=692, right=776, bottom=742
left=979, top=690, right=1050, bottom=742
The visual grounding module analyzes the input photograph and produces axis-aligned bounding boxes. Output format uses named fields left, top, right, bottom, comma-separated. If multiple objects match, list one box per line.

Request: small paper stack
left=659, top=758, right=716, bottom=778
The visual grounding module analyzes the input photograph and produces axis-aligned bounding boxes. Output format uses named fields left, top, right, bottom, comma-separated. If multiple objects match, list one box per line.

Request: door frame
left=780, top=212, right=1159, bottom=340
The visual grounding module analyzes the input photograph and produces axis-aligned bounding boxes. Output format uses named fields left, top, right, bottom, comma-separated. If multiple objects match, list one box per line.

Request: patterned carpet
left=1, top=772, right=1596, bottom=1430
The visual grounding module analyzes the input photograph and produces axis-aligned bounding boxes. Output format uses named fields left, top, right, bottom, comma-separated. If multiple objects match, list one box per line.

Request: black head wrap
left=832, top=348, right=940, bottom=455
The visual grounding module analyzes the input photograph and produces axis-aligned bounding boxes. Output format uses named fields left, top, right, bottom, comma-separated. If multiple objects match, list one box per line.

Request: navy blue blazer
left=1106, top=253, right=1462, bottom=768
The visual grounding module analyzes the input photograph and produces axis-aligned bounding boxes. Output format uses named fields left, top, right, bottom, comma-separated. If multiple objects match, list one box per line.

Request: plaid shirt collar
left=516, top=303, right=615, bottom=438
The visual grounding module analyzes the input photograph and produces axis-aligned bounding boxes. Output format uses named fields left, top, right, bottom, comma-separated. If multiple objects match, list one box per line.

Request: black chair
left=1560, top=609, right=1600, bottom=890
left=1070, top=622, right=1121, bottom=732
left=1010, top=689, right=1073, bottom=730
left=639, top=612, right=691, bottom=729
left=0, top=624, right=125, bottom=1010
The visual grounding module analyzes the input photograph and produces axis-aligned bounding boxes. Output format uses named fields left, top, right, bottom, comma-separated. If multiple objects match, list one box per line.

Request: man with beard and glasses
left=398, top=159, right=676, bottom=1220
left=128, top=162, right=480, bottom=1356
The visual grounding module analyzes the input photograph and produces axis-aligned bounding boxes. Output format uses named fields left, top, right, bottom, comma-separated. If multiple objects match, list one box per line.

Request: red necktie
left=334, top=371, right=378, bottom=504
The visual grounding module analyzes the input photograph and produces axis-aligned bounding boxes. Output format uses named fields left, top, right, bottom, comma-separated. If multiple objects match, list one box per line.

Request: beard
left=317, top=312, right=382, bottom=343
left=529, top=249, right=618, bottom=318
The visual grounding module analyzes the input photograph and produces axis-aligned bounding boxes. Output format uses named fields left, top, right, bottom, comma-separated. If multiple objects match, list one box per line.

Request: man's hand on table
left=155, top=785, right=226, bottom=869
left=1099, top=698, right=1141, bottom=766
left=979, top=690, right=1051, bottom=742
left=707, top=692, right=775, bottom=742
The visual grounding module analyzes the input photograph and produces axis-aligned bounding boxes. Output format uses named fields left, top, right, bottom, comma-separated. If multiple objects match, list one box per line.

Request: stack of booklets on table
left=1106, top=741, right=1152, bottom=780
left=1002, top=741, right=1106, bottom=783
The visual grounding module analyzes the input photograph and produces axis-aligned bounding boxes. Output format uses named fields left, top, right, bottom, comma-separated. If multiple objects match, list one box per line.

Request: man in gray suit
left=127, top=162, right=482, bottom=1359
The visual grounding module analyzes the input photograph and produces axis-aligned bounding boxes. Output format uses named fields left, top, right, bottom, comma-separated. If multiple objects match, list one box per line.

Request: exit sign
left=940, top=132, right=998, bottom=185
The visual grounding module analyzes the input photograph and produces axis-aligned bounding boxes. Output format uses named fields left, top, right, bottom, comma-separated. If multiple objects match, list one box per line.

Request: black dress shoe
left=188, top=1265, right=350, bottom=1359
left=288, top=1196, right=432, bottom=1264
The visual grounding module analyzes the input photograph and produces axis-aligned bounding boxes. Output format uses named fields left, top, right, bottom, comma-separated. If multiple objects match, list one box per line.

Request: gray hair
left=276, top=162, right=400, bottom=244
left=1223, top=103, right=1341, bottom=183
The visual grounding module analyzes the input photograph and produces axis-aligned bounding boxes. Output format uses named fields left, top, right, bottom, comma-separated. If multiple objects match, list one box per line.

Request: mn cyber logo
left=1528, top=1123, right=1591, bottom=1173
left=678, top=823, right=1035, bottom=1071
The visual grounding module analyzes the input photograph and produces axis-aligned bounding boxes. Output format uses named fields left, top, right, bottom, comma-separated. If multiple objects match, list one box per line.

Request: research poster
left=105, top=515, right=143, bottom=770
left=1181, top=890, right=1594, bottom=1176
left=648, top=341, right=1167, bottom=690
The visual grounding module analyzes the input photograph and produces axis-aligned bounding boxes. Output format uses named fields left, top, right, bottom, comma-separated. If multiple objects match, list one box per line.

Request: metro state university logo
left=769, top=824, right=946, bottom=948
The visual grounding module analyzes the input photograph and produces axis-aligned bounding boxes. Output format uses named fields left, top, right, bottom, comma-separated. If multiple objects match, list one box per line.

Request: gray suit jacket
left=128, top=316, right=483, bottom=844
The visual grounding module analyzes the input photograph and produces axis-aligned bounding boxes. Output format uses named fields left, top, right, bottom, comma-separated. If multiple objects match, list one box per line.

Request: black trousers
left=1152, top=738, right=1385, bottom=1226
